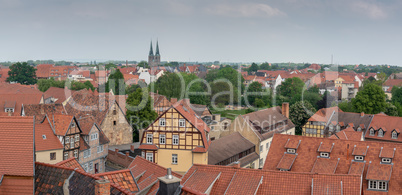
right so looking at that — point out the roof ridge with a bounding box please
[94,168,131,176]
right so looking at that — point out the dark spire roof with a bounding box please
[149,40,154,56]
[155,40,160,56]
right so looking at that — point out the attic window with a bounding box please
[320,152,329,158]
[42,135,46,140]
[369,128,375,136]
[378,129,384,137]
[287,149,296,154]
[355,156,364,161]
[159,118,166,126]
[392,131,398,139]
[382,158,392,164]
[71,123,76,128]
[357,127,362,131]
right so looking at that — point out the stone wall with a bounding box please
[101,102,133,145]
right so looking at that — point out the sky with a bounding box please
[0,0,401,65]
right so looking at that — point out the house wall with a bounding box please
[302,122,326,138]
[209,118,231,140]
[36,149,63,164]
[79,125,108,174]
[101,102,132,145]
[155,149,207,173]
[259,128,294,168]
[223,116,261,155]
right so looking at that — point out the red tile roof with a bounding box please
[138,144,158,150]
[43,87,75,103]
[366,163,393,181]
[0,68,10,82]
[329,127,362,141]
[0,83,43,115]
[264,134,402,194]
[365,114,402,143]
[276,153,297,170]
[181,164,361,195]
[383,79,402,87]
[23,103,65,121]
[0,116,34,176]
[95,169,139,192]
[35,116,63,151]
[53,114,75,136]
[36,64,54,78]
[55,157,85,172]
[311,157,339,174]
[308,106,342,122]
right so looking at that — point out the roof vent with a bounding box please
[42,135,46,140]
[166,168,173,179]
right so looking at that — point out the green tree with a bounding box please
[289,101,316,135]
[7,62,37,84]
[254,98,265,108]
[105,69,125,95]
[385,103,398,116]
[352,83,387,114]
[248,63,259,73]
[338,101,355,112]
[138,61,148,68]
[391,86,402,105]
[244,81,270,107]
[126,88,158,142]
[83,81,95,91]
[260,62,271,70]
[37,78,66,92]
[154,73,183,99]
[303,92,322,110]
[317,91,336,109]
[105,63,117,70]
[277,77,305,105]
[126,84,142,95]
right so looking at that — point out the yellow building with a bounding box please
[334,77,345,87]
[35,116,64,164]
[139,99,210,174]
[302,107,342,138]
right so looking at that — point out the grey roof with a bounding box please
[190,104,210,117]
[208,132,255,165]
[327,112,373,133]
[198,65,207,72]
[255,72,266,77]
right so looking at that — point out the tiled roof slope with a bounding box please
[52,114,75,136]
[0,116,34,176]
[43,87,76,103]
[264,134,402,194]
[35,162,130,195]
[365,114,402,143]
[77,116,109,145]
[35,116,63,151]
[208,132,255,165]
[55,157,85,172]
[36,64,54,78]
[0,83,43,115]
[95,169,139,192]
[308,106,342,122]
[383,79,402,87]
[23,103,65,121]
[128,157,182,194]
[329,127,363,141]
[240,106,295,140]
[180,164,361,195]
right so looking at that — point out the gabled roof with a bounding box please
[365,114,402,143]
[0,83,43,115]
[189,104,211,117]
[35,116,63,151]
[128,157,181,194]
[383,79,402,87]
[329,127,362,141]
[0,116,34,177]
[55,157,85,172]
[43,87,76,103]
[308,106,342,122]
[264,134,402,194]
[327,112,373,133]
[23,103,65,121]
[36,64,54,78]
[95,169,139,192]
[180,164,361,195]
[52,114,75,136]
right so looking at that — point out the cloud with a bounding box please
[351,1,387,19]
[206,3,286,18]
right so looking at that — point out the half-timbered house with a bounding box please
[52,115,82,160]
[150,92,172,116]
[139,99,210,173]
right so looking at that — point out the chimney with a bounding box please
[170,98,177,105]
[115,148,119,153]
[130,145,135,152]
[95,179,110,195]
[125,151,130,156]
[282,102,289,118]
[158,168,181,195]
[361,112,364,117]
[232,161,240,168]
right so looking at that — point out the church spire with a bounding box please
[149,40,154,56]
[155,40,160,56]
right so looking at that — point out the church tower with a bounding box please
[154,40,161,66]
[148,41,154,66]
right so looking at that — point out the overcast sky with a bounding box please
[1,0,401,65]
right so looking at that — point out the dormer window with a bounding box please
[382,158,392,164]
[320,152,329,158]
[159,118,166,126]
[336,125,340,132]
[287,149,296,154]
[392,131,398,139]
[378,129,384,137]
[369,128,375,136]
[357,127,362,131]
[355,156,364,161]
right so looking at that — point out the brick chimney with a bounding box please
[125,151,130,156]
[282,102,289,118]
[232,161,240,168]
[158,168,181,195]
[170,98,177,105]
[95,179,110,195]
[130,145,135,152]
[115,148,119,153]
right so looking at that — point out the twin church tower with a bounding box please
[148,40,161,67]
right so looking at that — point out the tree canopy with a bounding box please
[276,77,305,105]
[352,83,387,114]
[7,62,37,84]
[105,69,125,95]
[289,101,316,135]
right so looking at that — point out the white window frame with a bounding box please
[172,135,179,145]
[378,130,384,137]
[287,149,296,154]
[266,142,270,149]
[354,156,364,161]
[146,153,153,162]
[368,180,387,191]
[159,118,166,126]
[259,145,263,152]
[97,145,104,153]
[259,158,263,168]
[382,158,392,163]
[357,127,362,131]
[141,151,145,158]
[147,134,153,144]
[75,134,79,142]
[179,119,186,127]
[159,134,166,144]
[74,150,78,158]
[89,162,93,171]
[65,137,70,143]
[64,152,68,159]
[84,163,88,172]
[172,154,178,164]
[320,152,329,158]
[369,128,375,136]
[70,138,74,148]
[391,131,398,139]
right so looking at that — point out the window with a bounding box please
[355,156,364,161]
[50,152,56,160]
[179,119,186,127]
[329,125,334,131]
[113,121,117,126]
[65,137,70,143]
[146,134,153,144]
[266,142,270,149]
[89,162,93,171]
[64,152,68,160]
[320,152,329,158]
[84,136,88,141]
[146,153,153,162]
[141,151,145,158]
[91,133,98,140]
[336,125,340,132]
[173,135,179,145]
[113,108,117,115]
[159,118,166,126]
[42,135,46,140]
[382,158,392,163]
[306,128,317,134]
[369,128,375,136]
[259,145,263,152]
[357,127,362,131]
[75,134,79,142]
[368,180,387,191]
[70,139,74,148]
[159,107,163,112]
[74,150,78,158]
[259,158,263,168]
[287,149,296,154]
[71,122,75,128]
[84,163,88,172]
[172,154,178,164]
[378,130,384,137]
[97,145,104,153]
[159,134,166,144]
[392,131,398,139]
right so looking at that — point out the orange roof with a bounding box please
[308,63,321,70]
[264,134,402,194]
[329,127,362,141]
[0,68,10,82]
[44,87,75,103]
[383,79,402,87]
[95,70,109,78]
[53,115,75,136]
[35,117,63,151]
[118,67,137,74]
[36,64,54,78]
[308,106,343,122]
[0,116,34,176]
[181,164,361,195]
[55,157,85,172]
[365,114,402,143]
[95,169,139,192]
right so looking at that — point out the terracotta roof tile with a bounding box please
[138,144,158,150]
[379,147,396,158]
[53,114,75,136]
[348,161,365,175]
[55,157,85,172]
[352,145,369,156]
[311,157,339,174]
[276,153,297,170]
[182,170,220,193]
[23,103,65,121]
[35,116,63,151]
[308,106,342,122]
[365,115,402,143]
[366,163,393,181]
[43,87,75,103]
[95,169,139,192]
[284,139,300,149]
